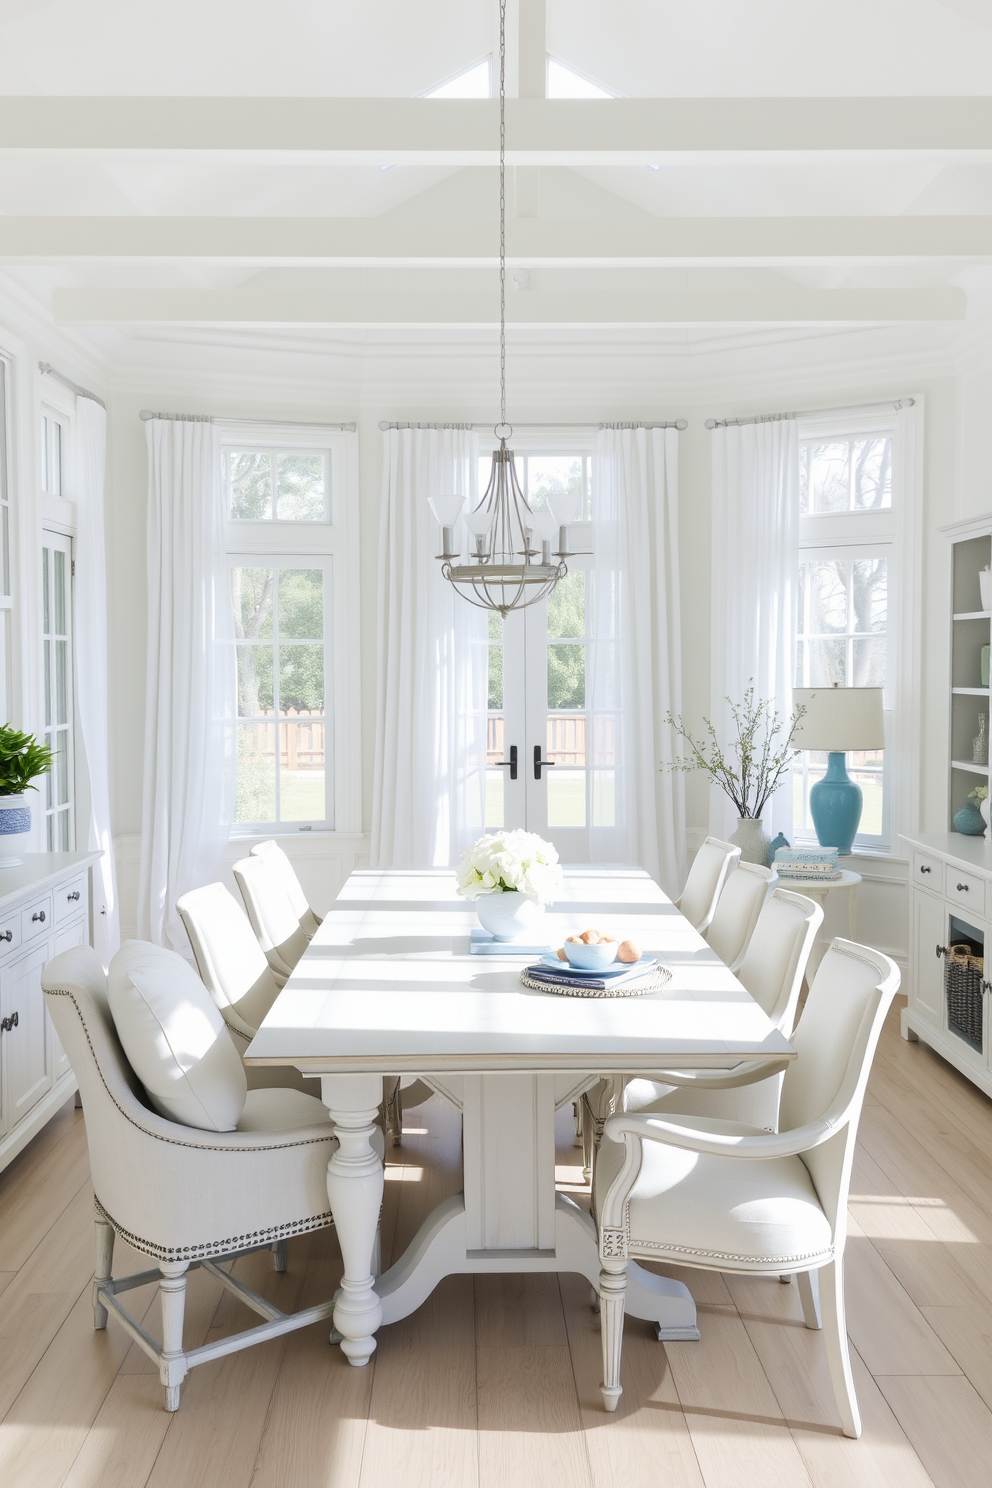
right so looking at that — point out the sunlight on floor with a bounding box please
[384,1165,424,1182]
[849,1192,979,1241]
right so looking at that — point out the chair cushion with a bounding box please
[236,1087,331,1132]
[107,941,248,1132]
[595,1115,833,1271]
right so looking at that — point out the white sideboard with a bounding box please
[0,851,100,1174]
[901,830,992,1098]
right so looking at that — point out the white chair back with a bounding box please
[250,840,322,938]
[233,855,309,986]
[176,883,281,1038]
[736,886,822,1033]
[705,860,776,969]
[677,836,740,933]
[780,938,900,1232]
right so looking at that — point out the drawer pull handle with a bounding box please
[67,891,80,902]
[0,930,11,942]
[31,910,46,922]
[0,1010,18,1033]
[937,944,948,959]
[920,864,931,873]
[957,883,970,892]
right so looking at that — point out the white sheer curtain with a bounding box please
[73,396,120,967]
[372,426,488,868]
[709,419,800,841]
[589,426,685,897]
[137,418,235,952]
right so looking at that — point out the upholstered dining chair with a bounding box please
[675,836,741,934]
[594,938,900,1437]
[233,853,309,987]
[250,839,322,939]
[620,887,823,1131]
[705,859,777,972]
[40,943,348,1412]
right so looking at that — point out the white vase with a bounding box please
[0,793,31,866]
[729,816,772,867]
[475,890,544,942]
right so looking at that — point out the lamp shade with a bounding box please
[792,686,885,752]
[428,494,465,529]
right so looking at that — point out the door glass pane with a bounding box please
[548,644,585,708]
[56,734,69,804]
[527,457,585,519]
[279,719,325,821]
[228,453,272,519]
[277,454,326,521]
[44,640,51,727]
[42,548,50,631]
[58,808,69,851]
[547,769,586,828]
[547,570,585,638]
[236,721,277,823]
[55,640,68,724]
[278,567,323,638]
[54,550,66,632]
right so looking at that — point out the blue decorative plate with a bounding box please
[538,953,657,978]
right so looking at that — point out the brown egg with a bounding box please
[557,947,568,961]
[580,928,601,944]
[617,940,642,963]
[566,934,581,944]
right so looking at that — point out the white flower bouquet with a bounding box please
[456,830,562,904]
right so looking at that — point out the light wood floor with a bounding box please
[3,994,992,1488]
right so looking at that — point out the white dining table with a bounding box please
[245,865,795,1366]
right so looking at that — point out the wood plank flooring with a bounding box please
[3,993,992,1487]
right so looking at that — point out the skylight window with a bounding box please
[426,58,491,99]
[546,58,614,99]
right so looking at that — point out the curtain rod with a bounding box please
[39,361,105,410]
[705,397,914,430]
[379,419,688,431]
[139,411,357,430]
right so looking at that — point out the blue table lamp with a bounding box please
[792,686,885,856]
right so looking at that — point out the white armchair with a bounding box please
[675,836,741,934]
[622,886,822,1130]
[41,944,344,1412]
[594,938,900,1436]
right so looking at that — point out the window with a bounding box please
[42,534,75,850]
[223,425,359,835]
[41,410,65,497]
[794,424,896,849]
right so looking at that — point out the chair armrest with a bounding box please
[604,1110,839,1160]
[636,1058,791,1093]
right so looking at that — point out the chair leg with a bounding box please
[159,1260,190,1412]
[797,1269,821,1330]
[818,1258,861,1439]
[599,1262,627,1412]
[272,1239,288,1272]
[93,1206,115,1330]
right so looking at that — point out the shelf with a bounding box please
[954,612,992,621]
[953,687,991,696]
[952,759,990,775]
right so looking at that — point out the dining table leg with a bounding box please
[321,1072,384,1366]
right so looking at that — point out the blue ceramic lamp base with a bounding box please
[809,752,862,856]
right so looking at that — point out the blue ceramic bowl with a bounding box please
[564,937,618,970]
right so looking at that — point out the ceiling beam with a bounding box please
[51,285,966,324]
[5,217,992,262]
[3,97,992,156]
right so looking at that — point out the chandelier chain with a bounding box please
[499,0,506,433]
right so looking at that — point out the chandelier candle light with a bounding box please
[427,0,571,616]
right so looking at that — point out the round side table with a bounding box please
[774,869,862,981]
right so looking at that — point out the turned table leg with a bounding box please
[321,1073,384,1367]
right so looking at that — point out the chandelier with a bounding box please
[428,0,571,616]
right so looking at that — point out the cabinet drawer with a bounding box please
[944,866,987,918]
[54,874,87,925]
[0,912,20,960]
[20,894,52,944]
[913,851,942,890]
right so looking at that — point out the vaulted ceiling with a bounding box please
[2,0,992,364]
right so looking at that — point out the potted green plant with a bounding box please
[0,725,55,865]
[663,685,806,864]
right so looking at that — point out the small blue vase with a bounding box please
[953,802,986,837]
[809,752,862,855]
[767,831,789,867]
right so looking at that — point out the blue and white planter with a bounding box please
[0,793,32,865]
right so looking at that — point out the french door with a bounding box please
[41,532,75,851]
[485,554,610,863]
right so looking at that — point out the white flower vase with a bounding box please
[729,816,772,866]
[0,793,32,867]
[475,890,544,942]
[982,796,991,835]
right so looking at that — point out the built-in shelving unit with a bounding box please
[950,531,992,822]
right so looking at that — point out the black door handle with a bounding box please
[534,745,557,780]
[0,1011,18,1033]
[494,744,517,781]
[32,910,46,923]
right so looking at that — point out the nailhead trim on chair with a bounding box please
[629,1236,835,1266]
[94,1197,334,1263]
[45,985,333,1155]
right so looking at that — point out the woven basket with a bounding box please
[944,943,985,1051]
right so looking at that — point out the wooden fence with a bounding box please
[241,710,325,771]
[487,714,614,768]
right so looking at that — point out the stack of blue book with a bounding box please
[525,957,656,994]
[773,846,841,881]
